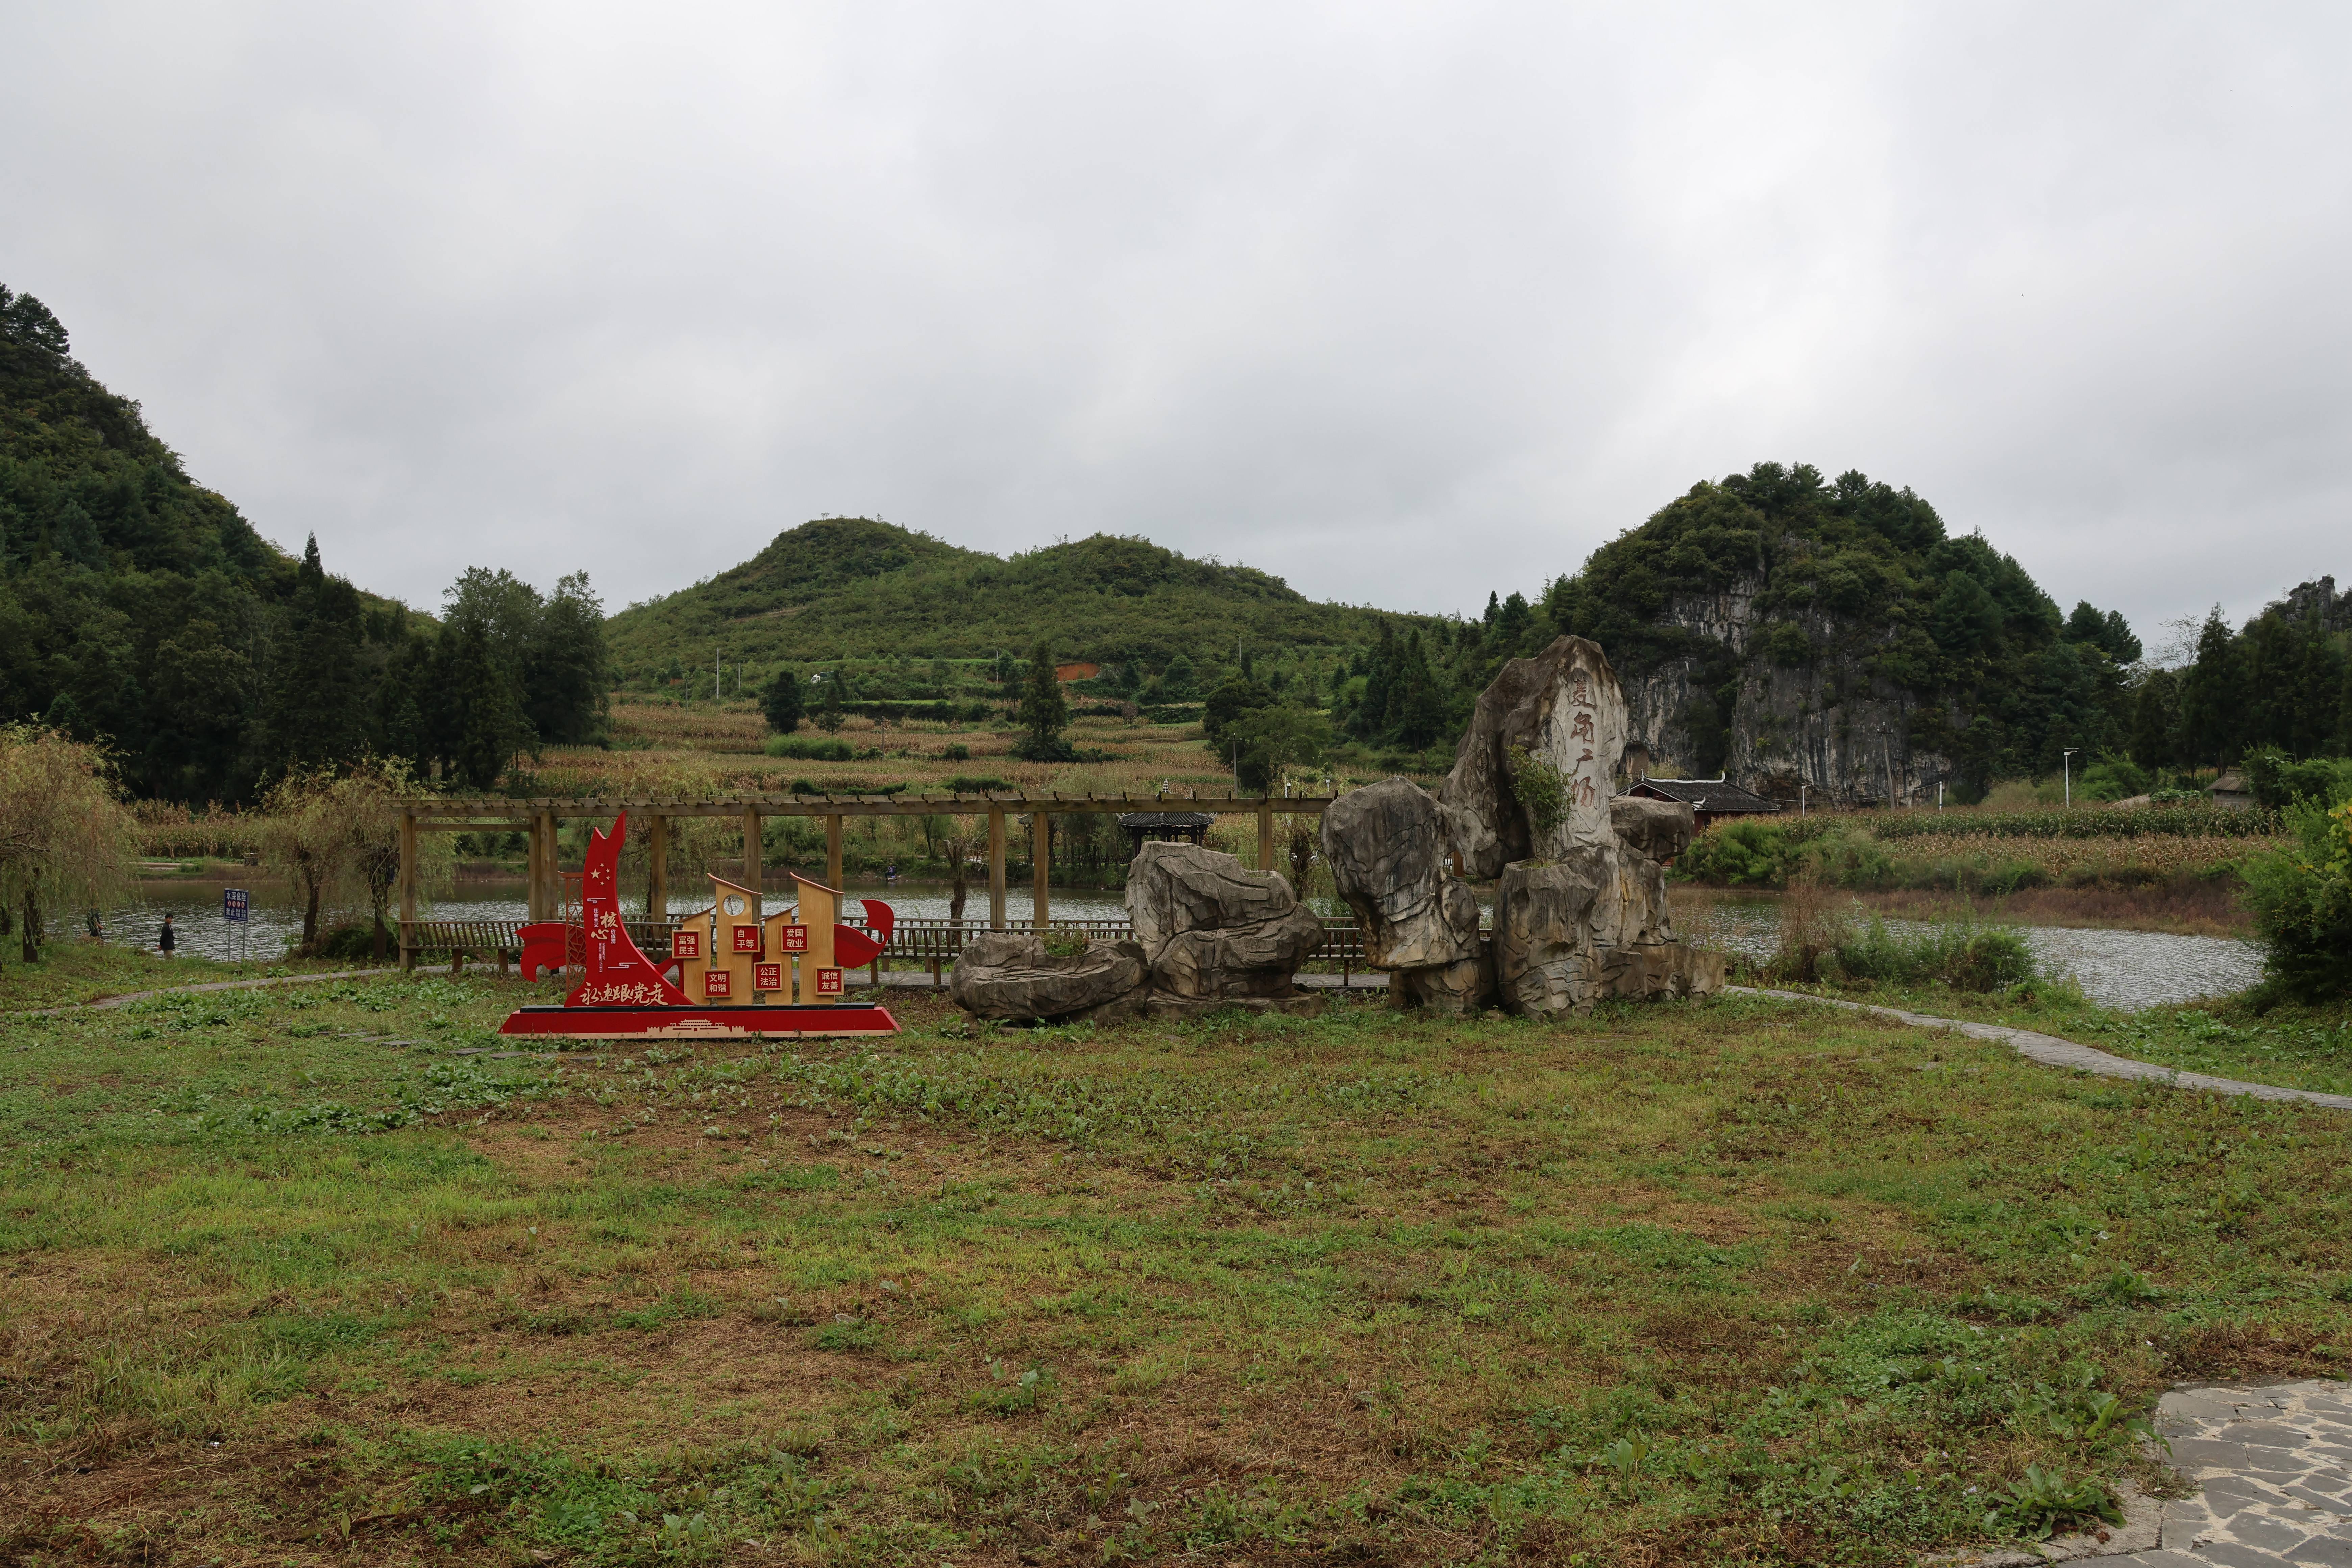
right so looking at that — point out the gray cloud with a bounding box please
[4,1,2346,642]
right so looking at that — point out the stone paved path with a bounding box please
[1955,1381,2352,1566]
[1730,987,2352,1111]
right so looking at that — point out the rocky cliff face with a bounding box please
[1617,574,1958,807]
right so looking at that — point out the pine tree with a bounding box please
[762,667,804,734]
[1014,641,1073,761]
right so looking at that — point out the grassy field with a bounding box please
[7,976,2352,1565]
[1735,976,2352,1101]
[0,940,372,1011]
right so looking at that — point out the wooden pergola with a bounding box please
[396,791,1338,971]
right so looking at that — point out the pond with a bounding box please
[1679,898,2265,1011]
[95,877,1138,963]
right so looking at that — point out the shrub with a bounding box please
[1504,744,1569,849]
[766,736,854,762]
[1678,820,1795,886]
[946,775,1013,794]
[2240,797,2352,1004]
[2078,758,2148,801]
[2244,749,2352,812]
[1832,917,2039,991]
[942,743,971,761]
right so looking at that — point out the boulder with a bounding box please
[1319,778,1481,970]
[1438,635,1630,878]
[1393,942,1495,1015]
[1610,795,1696,863]
[948,933,1148,1023]
[1492,854,1609,1014]
[1594,942,1725,1001]
[1125,840,1323,1004]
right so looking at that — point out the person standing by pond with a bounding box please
[157,913,176,958]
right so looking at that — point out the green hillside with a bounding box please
[606,520,1421,687]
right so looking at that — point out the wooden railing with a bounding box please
[398,914,1373,985]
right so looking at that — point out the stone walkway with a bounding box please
[1730,987,2352,1112]
[7,968,379,1018]
[1950,1381,2352,1566]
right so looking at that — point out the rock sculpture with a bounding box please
[947,841,1322,1022]
[948,932,1149,1024]
[1124,841,1324,1017]
[1325,634,1724,1015]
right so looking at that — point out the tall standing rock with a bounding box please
[1438,635,1630,878]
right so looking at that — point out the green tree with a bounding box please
[1013,642,1074,761]
[815,671,845,734]
[762,667,804,734]
[2176,608,2241,766]
[2127,669,2180,771]
[1230,704,1334,792]
[524,571,609,745]
[1202,672,1275,753]
[435,622,528,790]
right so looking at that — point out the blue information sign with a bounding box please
[223,888,250,924]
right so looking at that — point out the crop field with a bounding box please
[6,975,2351,1565]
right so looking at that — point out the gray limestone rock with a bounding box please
[1319,778,1482,970]
[1124,839,1323,1004]
[1492,854,1609,1015]
[1438,635,1630,878]
[948,933,1148,1023]
[1610,794,1696,863]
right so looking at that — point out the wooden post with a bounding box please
[742,807,762,916]
[826,815,844,893]
[397,810,418,971]
[987,807,1006,930]
[542,812,562,920]
[526,812,546,921]
[1032,811,1050,928]
[646,815,668,922]
[1258,799,1274,874]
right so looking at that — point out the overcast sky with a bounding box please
[4,2,2347,650]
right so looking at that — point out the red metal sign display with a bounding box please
[500,812,897,1041]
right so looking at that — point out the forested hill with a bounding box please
[1532,463,2144,799]
[0,285,610,804]
[604,519,1416,681]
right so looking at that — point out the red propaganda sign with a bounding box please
[731,925,762,955]
[754,963,782,992]
[703,969,732,999]
[780,925,809,952]
[815,966,843,997]
[673,929,702,959]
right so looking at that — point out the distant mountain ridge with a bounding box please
[605,518,1420,682]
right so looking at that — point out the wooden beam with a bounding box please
[826,815,844,891]
[1032,811,1050,927]
[987,807,1006,930]
[646,815,668,922]
[397,810,418,972]
[1258,798,1274,874]
[402,792,1339,820]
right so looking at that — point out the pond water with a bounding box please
[1679,899,2265,1011]
[98,880,2266,1012]
[95,878,1138,963]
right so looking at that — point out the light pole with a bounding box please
[2062,748,2077,808]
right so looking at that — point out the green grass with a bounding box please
[1741,972,2352,1099]
[0,938,375,1011]
[5,975,2351,1565]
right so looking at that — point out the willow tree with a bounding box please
[0,725,140,965]
[257,759,443,958]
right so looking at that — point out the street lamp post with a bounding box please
[2062,748,2077,808]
